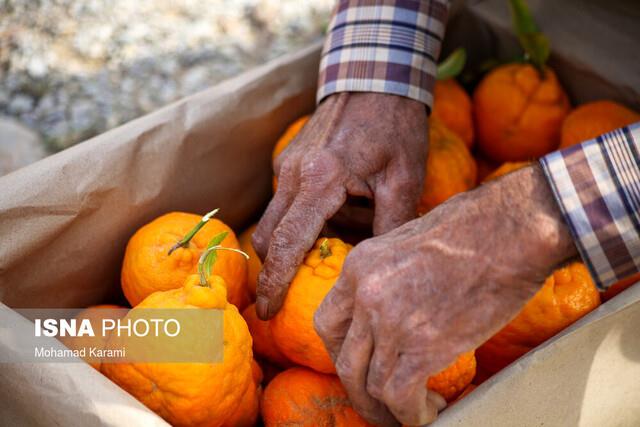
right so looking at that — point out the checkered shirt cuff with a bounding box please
[540,122,640,290]
[317,0,449,110]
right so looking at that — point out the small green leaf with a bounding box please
[509,0,539,33]
[508,0,550,72]
[436,48,467,80]
[203,231,229,277]
[197,242,250,287]
[207,231,229,249]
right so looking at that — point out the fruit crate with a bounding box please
[0,0,639,425]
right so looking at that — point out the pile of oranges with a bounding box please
[62,32,640,427]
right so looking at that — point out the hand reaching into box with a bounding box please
[252,92,428,321]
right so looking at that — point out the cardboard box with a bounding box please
[0,1,638,425]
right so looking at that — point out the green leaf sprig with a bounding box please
[436,48,467,80]
[197,232,249,287]
[509,0,550,74]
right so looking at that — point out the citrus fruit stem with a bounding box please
[168,208,219,255]
[319,239,332,259]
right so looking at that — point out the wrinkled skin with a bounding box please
[252,92,428,320]
[314,165,577,426]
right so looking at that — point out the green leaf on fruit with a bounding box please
[437,48,467,80]
[203,231,229,277]
[509,0,550,72]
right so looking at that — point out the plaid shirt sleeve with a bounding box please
[317,0,449,110]
[540,122,640,290]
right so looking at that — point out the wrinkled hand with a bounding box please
[314,165,577,426]
[253,92,428,320]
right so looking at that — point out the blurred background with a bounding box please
[0,0,333,175]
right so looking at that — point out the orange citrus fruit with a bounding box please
[560,100,640,148]
[121,211,249,310]
[427,351,476,402]
[242,302,293,368]
[474,64,571,162]
[261,367,374,427]
[418,118,477,214]
[102,274,254,427]
[270,238,351,374]
[476,262,600,374]
[432,79,474,148]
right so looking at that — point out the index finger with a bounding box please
[256,185,346,319]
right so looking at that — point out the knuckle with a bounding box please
[276,158,297,184]
[355,279,383,309]
[251,233,268,261]
[300,152,341,186]
[343,248,366,273]
[312,309,329,336]
[335,358,355,384]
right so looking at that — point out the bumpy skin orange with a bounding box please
[270,238,352,374]
[239,224,261,299]
[102,275,254,427]
[121,212,249,310]
[559,100,640,148]
[426,351,476,402]
[261,367,374,427]
[61,304,126,370]
[477,262,600,374]
[242,303,292,368]
[432,79,474,148]
[474,64,571,162]
[223,359,263,427]
[418,119,477,214]
[272,115,310,192]
[483,161,531,182]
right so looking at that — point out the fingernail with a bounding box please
[256,296,270,320]
[431,392,447,411]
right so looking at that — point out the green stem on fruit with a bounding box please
[508,0,550,76]
[319,239,332,259]
[436,48,467,80]
[168,208,219,256]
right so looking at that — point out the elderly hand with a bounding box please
[314,165,577,426]
[252,92,428,320]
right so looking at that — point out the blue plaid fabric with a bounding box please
[541,122,640,290]
[317,0,449,109]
